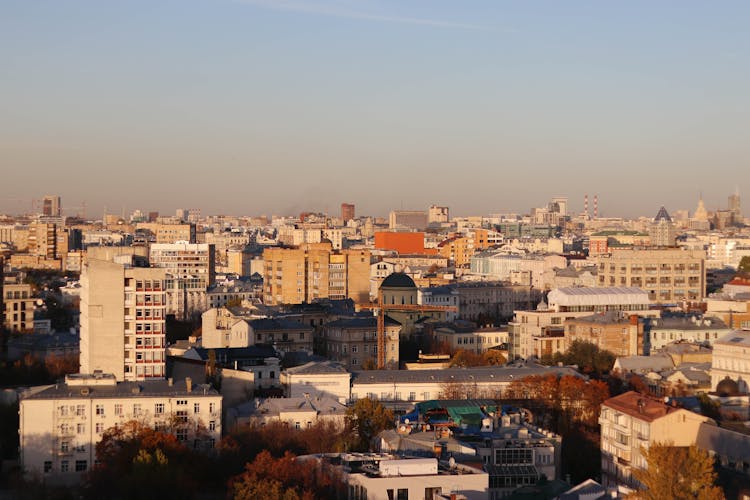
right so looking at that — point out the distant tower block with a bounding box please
[341,203,355,223]
[594,195,599,219]
[42,195,61,217]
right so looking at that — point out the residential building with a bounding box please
[149,241,216,319]
[428,205,449,224]
[321,316,401,369]
[418,286,460,322]
[262,243,370,305]
[3,283,36,332]
[454,282,540,324]
[79,258,167,381]
[710,329,750,394]
[19,373,221,483]
[374,232,432,255]
[564,312,644,357]
[595,248,706,302]
[649,206,677,247]
[341,203,355,223]
[42,195,61,217]
[135,222,196,244]
[646,315,730,351]
[230,394,347,430]
[599,391,712,491]
[432,323,509,354]
[281,360,352,403]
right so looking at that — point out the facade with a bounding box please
[433,325,509,354]
[149,242,216,319]
[428,205,449,224]
[79,258,167,381]
[341,203,355,223]
[565,312,644,357]
[19,373,221,483]
[374,232,429,255]
[454,282,540,323]
[648,206,677,247]
[3,283,36,332]
[710,329,750,394]
[599,391,711,491]
[135,222,196,244]
[320,317,401,369]
[235,395,347,429]
[647,316,730,351]
[281,360,352,403]
[262,243,370,305]
[42,195,61,217]
[418,286,460,322]
[388,210,428,230]
[595,248,706,302]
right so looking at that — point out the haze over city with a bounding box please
[2,1,749,217]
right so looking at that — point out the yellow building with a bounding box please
[596,248,705,302]
[3,283,36,332]
[263,244,370,305]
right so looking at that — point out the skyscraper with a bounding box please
[341,203,355,223]
[42,195,61,217]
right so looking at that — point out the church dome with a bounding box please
[716,376,741,397]
[381,272,416,289]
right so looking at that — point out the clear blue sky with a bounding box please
[1,1,748,218]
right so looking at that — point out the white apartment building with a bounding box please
[647,316,731,351]
[710,329,750,393]
[599,391,711,491]
[149,241,215,319]
[80,258,167,381]
[19,373,221,484]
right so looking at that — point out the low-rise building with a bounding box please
[711,329,750,394]
[599,391,712,491]
[3,282,36,332]
[228,394,347,430]
[565,312,644,357]
[19,373,221,484]
[646,315,730,351]
[320,316,401,369]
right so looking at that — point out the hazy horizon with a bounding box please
[2,1,748,219]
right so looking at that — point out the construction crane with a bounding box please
[360,289,457,369]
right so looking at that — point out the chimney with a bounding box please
[168,377,173,387]
[186,377,193,393]
[630,315,638,326]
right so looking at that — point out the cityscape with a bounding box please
[3,1,750,500]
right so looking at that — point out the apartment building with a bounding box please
[135,222,196,244]
[433,324,509,354]
[320,317,401,369]
[564,312,644,357]
[599,391,711,491]
[149,242,215,319]
[19,373,221,483]
[262,243,370,305]
[3,283,36,332]
[388,210,428,230]
[647,316,731,351]
[596,248,706,302]
[454,282,541,324]
[710,329,750,394]
[79,258,167,381]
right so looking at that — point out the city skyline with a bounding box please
[2,1,749,217]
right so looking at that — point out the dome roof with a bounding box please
[716,376,741,397]
[380,272,416,289]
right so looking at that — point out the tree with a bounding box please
[482,349,507,366]
[630,443,724,500]
[738,256,750,275]
[449,349,485,367]
[345,398,394,451]
[361,358,377,370]
[564,340,616,375]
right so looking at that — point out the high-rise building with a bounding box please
[42,195,61,217]
[341,203,355,223]
[79,258,167,381]
[388,210,428,231]
[428,205,449,224]
[149,242,215,319]
[649,206,677,247]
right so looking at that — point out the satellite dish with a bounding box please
[404,418,410,424]
[36,299,44,307]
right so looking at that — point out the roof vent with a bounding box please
[80,387,90,396]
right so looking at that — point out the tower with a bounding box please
[341,203,355,223]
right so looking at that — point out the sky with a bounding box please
[1,1,749,219]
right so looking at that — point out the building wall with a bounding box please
[374,232,426,254]
[3,283,36,332]
[596,248,706,302]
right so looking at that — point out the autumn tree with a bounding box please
[483,349,507,366]
[345,398,394,451]
[449,349,485,367]
[738,256,750,275]
[630,443,724,500]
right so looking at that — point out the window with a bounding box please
[77,423,85,434]
[61,460,69,473]
[75,460,87,472]
[397,489,408,500]
[155,403,164,415]
[75,443,86,453]
[176,410,188,423]
[76,404,85,417]
[44,461,52,473]
[209,402,216,414]
[194,403,200,414]
[96,423,105,434]
[61,441,70,453]
[209,421,216,431]
[177,399,187,406]
[176,429,188,442]
[133,404,142,416]
[114,404,123,416]
[95,404,104,416]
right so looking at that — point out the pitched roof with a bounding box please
[654,206,672,222]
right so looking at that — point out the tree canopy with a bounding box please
[345,398,394,451]
[631,443,724,500]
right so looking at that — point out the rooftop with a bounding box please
[22,377,219,400]
[602,391,682,422]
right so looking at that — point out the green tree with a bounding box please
[345,398,394,451]
[630,443,724,500]
[564,340,616,375]
[738,256,750,275]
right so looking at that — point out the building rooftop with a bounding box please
[715,329,750,347]
[21,377,219,400]
[284,360,349,375]
[381,272,417,289]
[602,391,682,423]
[352,364,582,385]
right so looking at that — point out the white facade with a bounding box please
[19,374,221,484]
[711,329,750,393]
